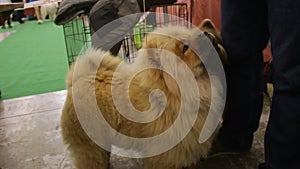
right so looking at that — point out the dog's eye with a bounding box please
[196,63,204,68]
[183,44,189,53]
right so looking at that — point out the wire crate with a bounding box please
[149,2,190,27]
[63,15,91,66]
[120,3,191,62]
[62,2,191,65]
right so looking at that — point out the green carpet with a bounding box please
[0,20,69,100]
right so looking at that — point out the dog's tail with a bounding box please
[66,48,121,88]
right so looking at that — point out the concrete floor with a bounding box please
[0,90,271,169]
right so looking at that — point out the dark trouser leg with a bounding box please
[11,0,24,23]
[7,16,11,27]
[16,10,24,23]
[263,1,300,168]
[218,0,269,150]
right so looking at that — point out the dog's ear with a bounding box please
[144,35,159,63]
[199,19,228,65]
[199,18,217,29]
[199,19,222,44]
[142,33,177,66]
[199,18,216,30]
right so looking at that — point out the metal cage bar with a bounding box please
[62,2,192,65]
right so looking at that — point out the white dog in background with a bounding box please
[40,2,58,21]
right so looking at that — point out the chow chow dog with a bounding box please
[61,19,227,169]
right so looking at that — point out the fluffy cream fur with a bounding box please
[40,2,58,21]
[61,20,226,169]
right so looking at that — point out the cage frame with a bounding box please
[62,2,193,66]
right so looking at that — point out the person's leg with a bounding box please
[40,5,47,21]
[260,1,300,169]
[11,0,25,23]
[1,11,13,28]
[15,10,25,24]
[216,0,269,152]
[34,6,43,24]
[7,15,12,28]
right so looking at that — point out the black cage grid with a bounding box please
[63,15,91,66]
[62,2,191,65]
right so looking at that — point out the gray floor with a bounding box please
[0,90,271,169]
